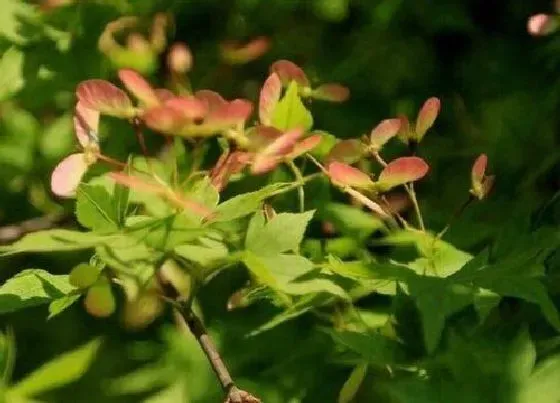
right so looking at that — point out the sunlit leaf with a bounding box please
[8,339,102,398]
[518,354,560,403]
[69,263,101,289]
[0,47,24,102]
[174,239,229,268]
[48,294,81,320]
[271,81,313,131]
[319,203,385,240]
[0,0,37,44]
[0,269,75,314]
[212,182,293,222]
[76,184,120,232]
[0,230,113,255]
[246,210,315,255]
[338,363,368,403]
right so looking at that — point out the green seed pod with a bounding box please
[84,280,116,318]
[69,264,101,289]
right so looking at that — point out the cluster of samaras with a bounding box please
[51,59,492,220]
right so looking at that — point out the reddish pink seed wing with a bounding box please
[194,90,227,112]
[471,154,488,185]
[262,127,304,157]
[51,153,89,197]
[164,96,208,120]
[259,72,282,126]
[288,134,322,159]
[415,97,441,140]
[270,60,309,87]
[142,106,186,135]
[327,161,374,189]
[528,14,559,36]
[251,154,282,175]
[205,99,253,127]
[311,83,350,102]
[118,69,159,107]
[74,102,100,148]
[167,42,193,73]
[76,79,135,118]
[370,118,401,150]
[221,36,270,64]
[377,156,429,190]
[154,88,175,103]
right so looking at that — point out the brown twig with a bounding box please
[0,213,67,244]
[173,307,260,403]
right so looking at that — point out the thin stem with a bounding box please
[132,119,157,177]
[267,173,322,198]
[164,137,179,188]
[406,183,425,231]
[173,307,247,403]
[437,196,474,239]
[381,195,409,228]
[2,327,15,384]
[133,118,150,157]
[373,152,388,168]
[306,154,328,174]
[97,154,127,169]
[287,160,305,212]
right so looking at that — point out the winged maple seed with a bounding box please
[51,102,100,197]
[76,69,254,138]
[528,13,560,36]
[209,126,321,190]
[220,36,270,65]
[397,97,441,144]
[143,91,253,138]
[270,59,350,102]
[325,156,429,192]
[470,153,495,200]
[167,42,193,74]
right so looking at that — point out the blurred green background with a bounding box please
[1,0,559,402]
